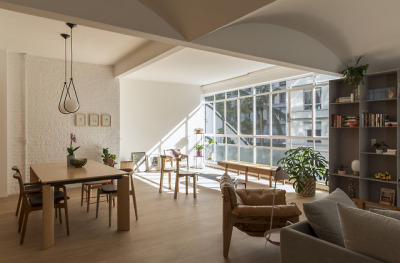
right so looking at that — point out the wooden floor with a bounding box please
[0,168,327,263]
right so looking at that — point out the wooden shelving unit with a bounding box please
[329,70,399,207]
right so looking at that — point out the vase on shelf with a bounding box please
[67,154,75,167]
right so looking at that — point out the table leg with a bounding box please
[225,166,228,173]
[245,170,248,182]
[117,175,130,231]
[30,167,39,183]
[269,173,272,188]
[42,184,54,249]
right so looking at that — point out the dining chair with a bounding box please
[12,166,42,217]
[173,157,198,199]
[159,155,176,193]
[164,149,189,170]
[13,171,70,244]
[81,179,112,212]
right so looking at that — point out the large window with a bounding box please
[204,74,333,166]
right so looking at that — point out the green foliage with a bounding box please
[195,144,204,152]
[67,146,80,155]
[206,139,217,148]
[339,56,369,86]
[277,147,329,194]
[373,141,388,150]
[101,148,117,166]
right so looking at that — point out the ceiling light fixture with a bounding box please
[58,22,80,114]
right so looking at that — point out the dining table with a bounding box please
[30,160,130,249]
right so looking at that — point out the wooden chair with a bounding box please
[12,166,42,217]
[81,179,112,212]
[159,155,177,193]
[164,149,189,170]
[173,157,198,199]
[13,171,70,244]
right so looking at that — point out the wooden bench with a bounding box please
[217,160,284,187]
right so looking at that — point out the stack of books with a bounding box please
[361,112,389,127]
[342,115,359,127]
[336,96,352,103]
[384,149,397,155]
[385,121,398,127]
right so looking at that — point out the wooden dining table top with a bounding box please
[30,160,127,185]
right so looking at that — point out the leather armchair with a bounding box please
[220,173,301,257]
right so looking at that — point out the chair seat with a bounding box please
[179,170,198,176]
[24,184,42,191]
[101,184,118,193]
[29,191,68,207]
[163,167,177,172]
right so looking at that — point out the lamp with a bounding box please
[265,167,290,246]
[58,22,80,114]
[351,160,360,175]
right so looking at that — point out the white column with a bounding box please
[0,50,8,197]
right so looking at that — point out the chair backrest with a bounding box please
[219,173,242,209]
[12,170,31,208]
[164,149,181,158]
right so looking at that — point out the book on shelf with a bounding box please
[331,114,359,127]
[367,87,397,100]
[361,112,391,127]
[383,149,397,155]
[385,122,398,127]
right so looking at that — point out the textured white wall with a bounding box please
[5,53,120,195]
[120,79,203,162]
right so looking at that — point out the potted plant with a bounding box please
[373,141,388,154]
[206,139,217,160]
[277,147,329,197]
[194,128,204,134]
[67,133,80,167]
[101,148,117,167]
[195,144,204,157]
[337,165,346,175]
[217,128,224,134]
[339,56,369,86]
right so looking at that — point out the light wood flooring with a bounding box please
[0,168,327,263]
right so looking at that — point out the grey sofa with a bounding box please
[280,220,383,263]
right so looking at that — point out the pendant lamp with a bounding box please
[58,22,80,114]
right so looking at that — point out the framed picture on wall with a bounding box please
[88,114,99,127]
[380,187,395,206]
[101,114,111,127]
[75,113,86,126]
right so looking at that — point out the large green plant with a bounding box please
[339,56,369,86]
[277,147,329,194]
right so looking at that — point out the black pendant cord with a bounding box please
[58,33,70,114]
[65,23,80,113]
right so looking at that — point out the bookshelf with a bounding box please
[329,70,399,207]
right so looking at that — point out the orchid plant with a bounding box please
[67,133,80,156]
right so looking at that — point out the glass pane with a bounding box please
[316,86,329,137]
[240,97,253,135]
[227,145,238,161]
[256,148,270,165]
[272,139,289,148]
[240,147,253,163]
[226,100,238,134]
[205,136,214,158]
[292,76,313,87]
[205,103,214,134]
[227,90,238,98]
[215,92,225,100]
[215,102,224,134]
[205,95,214,102]
[239,87,253,96]
[256,138,270,147]
[256,95,269,135]
[290,89,312,137]
[255,84,270,94]
[272,92,287,135]
[315,139,329,151]
[315,74,337,84]
[292,139,313,149]
[215,137,225,161]
[240,137,253,146]
[227,137,238,145]
[271,81,287,91]
[272,149,286,166]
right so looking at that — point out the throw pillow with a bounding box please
[337,203,400,263]
[371,209,400,220]
[303,188,356,247]
[169,149,180,157]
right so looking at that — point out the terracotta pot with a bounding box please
[103,157,115,167]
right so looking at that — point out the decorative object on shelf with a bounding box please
[75,113,86,126]
[217,128,224,134]
[101,114,111,127]
[89,113,99,126]
[339,56,369,86]
[206,139,217,160]
[101,148,117,167]
[380,187,395,206]
[58,23,80,114]
[131,152,146,172]
[277,147,329,197]
[347,180,356,198]
[70,158,87,168]
[338,165,346,175]
[351,160,360,175]
[195,144,204,157]
[194,128,204,134]
[67,133,80,167]
[374,171,392,181]
[373,141,388,154]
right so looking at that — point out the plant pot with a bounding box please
[338,170,346,175]
[103,157,115,167]
[376,149,383,154]
[67,154,75,167]
[296,178,316,197]
[208,152,213,160]
[196,151,202,157]
[195,130,203,134]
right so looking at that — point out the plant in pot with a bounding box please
[339,56,369,86]
[101,148,117,167]
[338,165,346,175]
[277,147,329,197]
[373,141,388,154]
[194,128,204,134]
[206,139,217,160]
[195,144,204,157]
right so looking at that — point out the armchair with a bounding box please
[219,173,301,257]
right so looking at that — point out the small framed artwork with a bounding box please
[75,113,86,126]
[88,114,99,127]
[380,187,396,206]
[101,114,111,127]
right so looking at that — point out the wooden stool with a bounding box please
[174,157,197,199]
[96,184,117,227]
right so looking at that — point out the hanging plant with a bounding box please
[339,56,369,86]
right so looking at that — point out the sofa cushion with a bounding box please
[303,188,356,247]
[236,189,286,206]
[370,209,400,220]
[232,202,301,217]
[337,203,400,263]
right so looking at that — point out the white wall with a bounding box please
[0,50,7,197]
[4,52,120,196]
[120,79,202,162]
